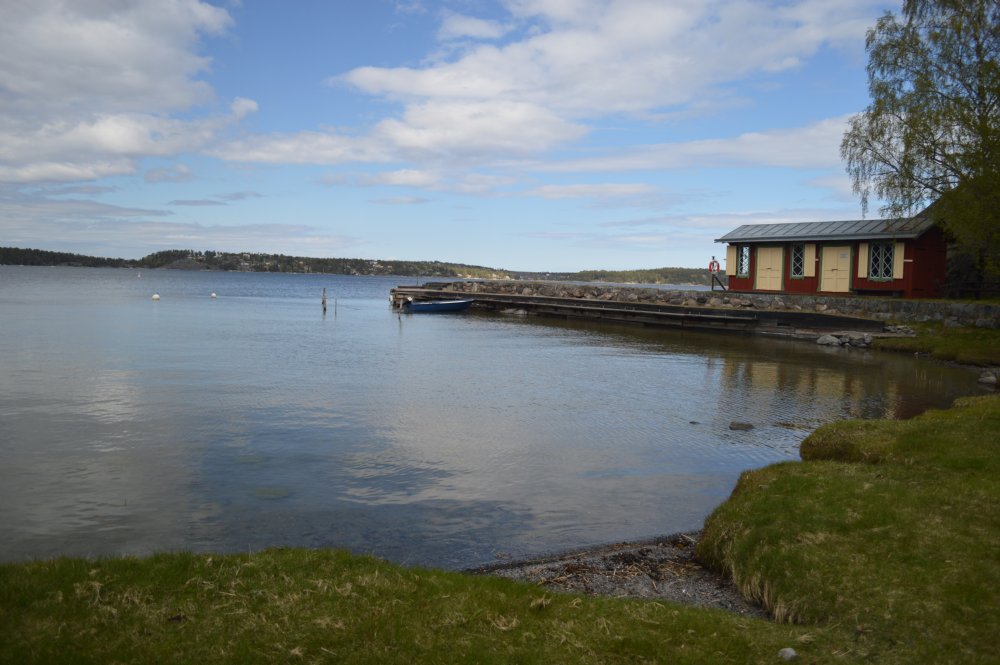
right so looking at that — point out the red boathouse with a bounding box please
[714,214,948,299]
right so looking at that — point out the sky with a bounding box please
[0,0,896,272]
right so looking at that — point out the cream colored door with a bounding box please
[820,246,852,292]
[755,247,783,291]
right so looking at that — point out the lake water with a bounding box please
[0,266,985,569]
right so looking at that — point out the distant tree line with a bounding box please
[0,247,511,279]
[1,246,713,285]
[517,267,714,285]
[0,246,134,268]
[138,250,513,278]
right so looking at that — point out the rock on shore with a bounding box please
[470,532,767,619]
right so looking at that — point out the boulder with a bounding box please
[729,422,754,431]
[816,334,842,346]
[846,333,872,347]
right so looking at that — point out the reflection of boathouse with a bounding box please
[715,212,947,298]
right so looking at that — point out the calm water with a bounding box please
[0,266,985,568]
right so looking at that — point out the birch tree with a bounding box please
[841,0,1000,282]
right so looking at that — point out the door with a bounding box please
[755,246,783,291]
[820,245,852,292]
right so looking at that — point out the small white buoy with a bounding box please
[211,292,217,298]
[151,293,160,300]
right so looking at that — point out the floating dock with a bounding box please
[390,283,885,336]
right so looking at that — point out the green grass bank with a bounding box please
[699,393,1000,663]
[873,320,1000,365]
[3,395,998,664]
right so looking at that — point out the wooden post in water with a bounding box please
[322,288,327,314]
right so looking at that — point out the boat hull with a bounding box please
[405,299,473,313]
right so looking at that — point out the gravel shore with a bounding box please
[469,531,768,619]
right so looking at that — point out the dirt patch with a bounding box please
[468,531,767,619]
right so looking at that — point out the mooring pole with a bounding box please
[322,288,327,314]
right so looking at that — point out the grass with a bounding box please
[3,396,998,663]
[1,549,804,664]
[698,394,1000,664]
[873,321,1000,365]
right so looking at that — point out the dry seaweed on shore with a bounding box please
[469,531,767,619]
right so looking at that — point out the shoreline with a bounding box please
[467,530,768,619]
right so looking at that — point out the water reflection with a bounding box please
[0,267,986,568]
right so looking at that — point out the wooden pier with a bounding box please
[390,284,885,335]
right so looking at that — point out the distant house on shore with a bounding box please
[714,211,948,299]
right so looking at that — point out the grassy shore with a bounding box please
[873,320,1000,365]
[3,395,998,663]
[699,393,999,663]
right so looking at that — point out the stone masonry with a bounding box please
[434,280,1000,329]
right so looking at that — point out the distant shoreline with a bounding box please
[1,246,714,286]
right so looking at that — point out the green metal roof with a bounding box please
[714,216,936,243]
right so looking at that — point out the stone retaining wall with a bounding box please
[434,281,1000,329]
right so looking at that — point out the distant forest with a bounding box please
[0,247,714,285]
[514,267,715,285]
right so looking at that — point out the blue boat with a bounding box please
[404,298,473,313]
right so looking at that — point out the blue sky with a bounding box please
[0,0,894,271]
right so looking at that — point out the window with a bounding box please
[736,245,750,277]
[790,243,805,278]
[869,242,894,281]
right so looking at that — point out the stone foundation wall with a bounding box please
[434,281,1000,329]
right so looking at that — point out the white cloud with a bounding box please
[518,202,869,263]
[145,164,194,183]
[806,173,858,202]
[370,196,431,205]
[0,0,230,115]
[213,130,389,165]
[525,183,656,199]
[43,184,118,196]
[344,0,881,118]
[232,0,878,193]
[394,1,428,16]
[600,207,866,233]
[195,0,886,214]
[219,191,263,201]
[374,100,586,159]
[539,116,853,172]
[0,0,238,184]
[168,199,225,206]
[448,172,517,194]
[0,102,253,183]
[229,97,259,119]
[166,191,263,206]
[0,159,138,184]
[502,0,608,26]
[438,11,510,41]
[360,169,442,187]
[0,186,361,257]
